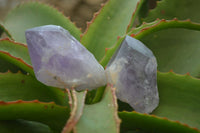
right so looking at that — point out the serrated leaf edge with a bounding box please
[130,18,200,39]
[100,18,200,67]
[126,0,145,33]
[120,110,200,132]
[0,24,13,39]
[0,99,66,108]
[0,38,27,48]
[0,38,33,75]
[80,1,108,40]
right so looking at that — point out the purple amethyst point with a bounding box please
[106,35,159,113]
[25,25,106,91]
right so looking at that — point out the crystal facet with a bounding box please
[106,35,159,113]
[25,25,106,91]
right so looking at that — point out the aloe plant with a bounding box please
[0,0,199,132]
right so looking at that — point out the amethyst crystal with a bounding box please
[106,35,159,113]
[25,25,106,91]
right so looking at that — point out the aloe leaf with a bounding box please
[0,38,34,75]
[75,85,121,133]
[131,20,200,76]
[4,2,82,43]
[100,19,169,67]
[131,19,200,39]
[143,0,200,23]
[153,71,200,129]
[81,0,141,61]
[126,0,146,33]
[0,39,30,65]
[101,19,200,77]
[98,19,200,114]
[118,71,200,132]
[141,29,200,76]
[0,71,68,106]
[119,111,199,133]
[0,100,70,133]
[0,120,52,133]
[62,90,87,133]
[0,24,12,39]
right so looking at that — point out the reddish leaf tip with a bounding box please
[94,12,99,18]
[142,22,147,25]
[117,36,121,40]
[186,72,191,76]
[193,128,199,131]
[86,21,92,25]
[0,50,33,69]
[186,18,191,22]
[156,18,160,21]
[81,0,107,39]
[80,34,83,38]
[105,48,110,52]
[151,114,156,117]
[173,17,178,21]
[0,101,6,104]
[130,34,135,37]
[163,117,168,120]
[0,38,10,41]
[100,3,105,7]
[161,19,166,22]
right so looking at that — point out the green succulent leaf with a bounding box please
[153,72,200,129]
[0,100,70,133]
[143,0,200,23]
[0,120,52,133]
[101,19,200,77]
[141,29,200,76]
[134,0,200,77]
[0,24,12,39]
[118,71,200,132]
[131,19,200,76]
[100,37,124,67]
[81,0,142,61]
[119,111,199,133]
[75,85,121,133]
[0,38,34,75]
[0,71,68,106]
[4,2,82,43]
[126,0,146,32]
[1,1,200,133]
[130,19,200,39]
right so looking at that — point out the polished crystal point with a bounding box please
[106,35,159,113]
[25,25,106,91]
